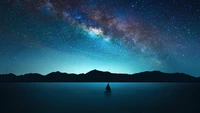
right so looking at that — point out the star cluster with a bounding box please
[0,0,200,76]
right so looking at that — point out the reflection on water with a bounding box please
[104,91,111,99]
[1,82,200,113]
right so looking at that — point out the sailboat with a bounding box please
[105,83,111,92]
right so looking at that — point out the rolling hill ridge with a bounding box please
[0,70,199,82]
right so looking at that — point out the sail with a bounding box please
[106,83,111,91]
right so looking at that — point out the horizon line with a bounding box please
[0,69,197,77]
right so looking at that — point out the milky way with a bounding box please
[41,0,166,58]
[0,0,200,76]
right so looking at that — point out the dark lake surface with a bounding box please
[1,82,200,113]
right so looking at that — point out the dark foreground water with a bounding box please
[1,82,200,113]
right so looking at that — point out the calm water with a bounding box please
[1,82,200,113]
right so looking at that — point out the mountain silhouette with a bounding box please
[0,70,199,82]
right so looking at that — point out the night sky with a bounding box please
[0,0,200,77]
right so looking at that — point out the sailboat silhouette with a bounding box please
[105,83,111,92]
